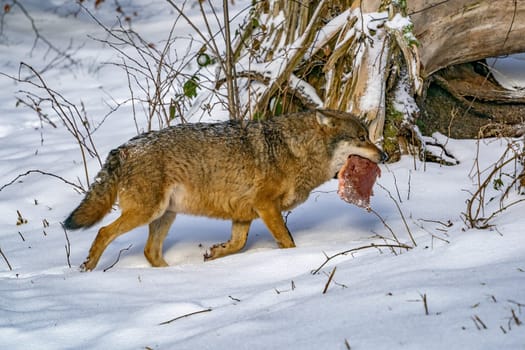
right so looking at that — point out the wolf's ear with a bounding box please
[315,111,336,128]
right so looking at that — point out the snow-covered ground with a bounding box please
[0,2,524,349]
[488,53,525,91]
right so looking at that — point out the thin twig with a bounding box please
[418,218,453,227]
[502,0,518,50]
[378,183,417,246]
[465,141,525,228]
[0,246,13,271]
[159,308,212,325]
[228,295,241,302]
[82,3,195,129]
[507,299,524,312]
[0,169,85,193]
[18,63,102,180]
[413,220,450,245]
[472,315,488,330]
[420,292,429,315]
[16,210,27,226]
[103,244,132,272]
[386,165,403,203]
[407,169,412,201]
[311,243,412,275]
[61,223,72,268]
[322,266,337,294]
[369,208,401,246]
[275,280,296,295]
[10,0,77,70]
[511,308,522,326]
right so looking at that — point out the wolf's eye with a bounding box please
[359,135,366,142]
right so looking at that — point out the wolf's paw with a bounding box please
[203,243,229,261]
[79,258,94,272]
[203,247,218,261]
[277,241,296,249]
[203,251,212,261]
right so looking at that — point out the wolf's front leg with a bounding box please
[204,220,251,260]
[256,204,296,249]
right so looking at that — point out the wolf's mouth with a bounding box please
[337,155,381,209]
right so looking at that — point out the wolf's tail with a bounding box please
[63,149,122,230]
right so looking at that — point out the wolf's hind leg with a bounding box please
[144,210,176,267]
[204,220,251,261]
[256,205,296,249]
[81,210,150,271]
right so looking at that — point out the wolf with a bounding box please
[64,109,387,271]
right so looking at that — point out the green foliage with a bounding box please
[392,0,407,10]
[169,98,177,121]
[251,17,260,29]
[196,53,213,67]
[252,111,263,121]
[402,23,419,47]
[493,178,504,191]
[183,76,199,99]
[390,0,408,15]
[269,96,283,116]
[383,105,404,160]
[415,116,427,133]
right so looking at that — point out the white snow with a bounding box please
[332,10,391,117]
[289,73,323,107]
[305,8,352,61]
[393,69,419,118]
[1,2,524,350]
[488,53,525,90]
[385,13,412,31]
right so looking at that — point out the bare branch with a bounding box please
[3,0,79,74]
[159,308,212,326]
[464,140,525,229]
[377,183,417,246]
[311,243,412,275]
[61,223,72,268]
[369,208,402,246]
[221,0,241,120]
[322,266,337,294]
[420,292,429,315]
[1,169,85,193]
[103,244,133,272]
[0,246,13,271]
[472,315,488,330]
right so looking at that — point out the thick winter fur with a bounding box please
[64,109,386,271]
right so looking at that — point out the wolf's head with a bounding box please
[315,110,388,174]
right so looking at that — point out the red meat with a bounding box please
[337,155,381,210]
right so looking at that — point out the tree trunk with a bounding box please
[409,0,525,77]
[210,0,525,161]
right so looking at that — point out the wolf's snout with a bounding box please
[380,151,389,163]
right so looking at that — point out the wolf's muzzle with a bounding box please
[380,151,389,163]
